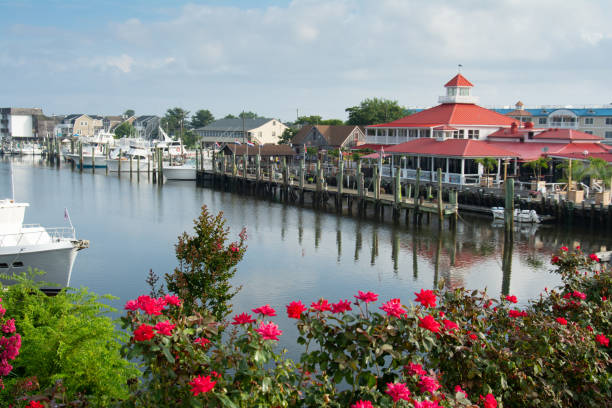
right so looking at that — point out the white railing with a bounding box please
[0,226,76,247]
[548,122,578,128]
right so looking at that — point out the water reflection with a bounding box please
[3,157,612,318]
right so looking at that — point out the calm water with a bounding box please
[2,156,610,352]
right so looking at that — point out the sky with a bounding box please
[2,0,612,122]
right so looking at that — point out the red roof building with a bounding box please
[365,74,517,145]
[363,74,610,186]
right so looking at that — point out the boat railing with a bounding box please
[0,225,76,246]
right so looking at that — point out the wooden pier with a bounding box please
[196,160,459,229]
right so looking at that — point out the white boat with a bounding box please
[163,160,196,180]
[0,199,88,291]
[490,207,540,223]
[106,147,151,172]
[65,144,108,168]
[11,143,43,155]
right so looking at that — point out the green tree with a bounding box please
[586,157,612,187]
[165,205,247,320]
[123,109,135,118]
[239,111,259,119]
[191,109,215,129]
[475,157,498,179]
[182,129,199,149]
[224,114,237,119]
[345,97,411,126]
[162,107,191,142]
[114,121,135,139]
[295,115,345,126]
[523,157,550,180]
[279,127,297,144]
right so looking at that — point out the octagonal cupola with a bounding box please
[439,73,479,104]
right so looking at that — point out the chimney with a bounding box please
[511,122,518,134]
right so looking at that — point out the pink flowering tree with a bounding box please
[165,205,247,320]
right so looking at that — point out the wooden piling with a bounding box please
[79,143,83,173]
[504,178,514,236]
[437,168,443,225]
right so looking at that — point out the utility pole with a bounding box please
[242,111,246,143]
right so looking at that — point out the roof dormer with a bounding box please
[439,73,479,104]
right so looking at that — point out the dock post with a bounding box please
[106,143,110,175]
[91,146,95,173]
[195,148,199,171]
[56,139,61,167]
[130,155,133,178]
[414,168,421,224]
[118,149,122,176]
[394,166,401,204]
[79,142,83,173]
[337,158,344,211]
[158,148,163,182]
[504,178,514,236]
[373,165,380,200]
[137,155,140,181]
[437,168,443,226]
[232,153,237,177]
[256,154,261,181]
[299,155,304,189]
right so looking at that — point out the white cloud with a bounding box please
[105,54,134,73]
[3,0,612,118]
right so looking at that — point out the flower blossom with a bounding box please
[505,295,518,303]
[589,253,600,262]
[595,334,609,347]
[508,309,527,318]
[286,301,307,319]
[231,312,255,325]
[251,304,276,316]
[572,291,586,300]
[1,318,15,334]
[414,289,437,308]
[551,255,560,264]
[454,385,468,398]
[26,402,45,408]
[385,382,411,402]
[331,299,352,314]
[194,337,210,348]
[405,362,427,376]
[351,401,374,408]
[124,299,139,311]
[442,319,459,332]
[164,294,182,306]
[480,393,498,408]
[419,375,441,394]
[311,298,332,312]
[134,324,155,341]
[256,321,283,341]
[189,375,216,396]
[560,246,568,251]
[380,298,406,318]
[354,290,378,303]
[555,317,568,326]
[154,320,176,336]
[418,315,441,333]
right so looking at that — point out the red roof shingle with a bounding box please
[444,74,474,87]
[385,138,516,158]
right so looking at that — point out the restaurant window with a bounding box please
[459,88,470,96]
[448,158,461,173]
[433,158,446,172]
[409,129,418,138]
[538,117,547,125]
[606,118,612,125]
[584,118,594,125]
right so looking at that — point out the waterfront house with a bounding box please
[1,107,61,140]
[54,114,103,138]
[133,115,160,140]
[291,125,366,154]
[495,103,612,144]
[195,118,288,147]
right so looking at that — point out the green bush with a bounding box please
[0,276,139,406]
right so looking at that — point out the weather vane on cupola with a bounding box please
[458,64,463,73]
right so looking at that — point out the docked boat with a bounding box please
[491,207,541,223]
[163,160,196,180]
[65,144,108,168]
[0,199,88,291]
[106,147,151,172]
[12,143,43,155]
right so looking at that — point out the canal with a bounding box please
[3,156,610,353]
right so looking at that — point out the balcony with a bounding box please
[548,122,578,129]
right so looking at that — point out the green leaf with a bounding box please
[162,346,175,363]
[217,393,239,408]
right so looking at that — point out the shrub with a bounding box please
[165,205,247,320]
[0,277,138,407]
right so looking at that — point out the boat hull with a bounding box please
[0,241,82,289]
[65,154,107,168]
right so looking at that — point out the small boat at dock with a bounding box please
[491,207,541,223]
